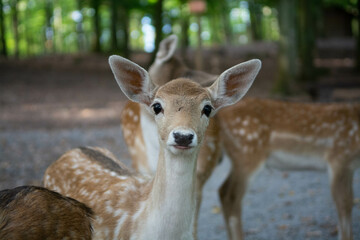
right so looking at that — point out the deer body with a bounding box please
[44,55,261,239]
[221,98,360,171]
[121,35,359,240]
[219,98,360,240]
[45,146,196,240]
[0,185,93,240]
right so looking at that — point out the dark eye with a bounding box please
[152,103,163,115]
[202,105,213,117]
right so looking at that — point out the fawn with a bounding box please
[44,55,261,239]
[0,185,93,240]
[121,35,360,240]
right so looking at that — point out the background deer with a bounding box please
[44,55,261,239]
[121,35,360,240]
[0,185,93,240]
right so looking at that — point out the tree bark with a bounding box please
[298,0,318,82]
[248,0,263,41]
[220,1,232,45]
[76,0,86,52]
[92,0,101,53]
[119,6,130,58]
[274,0,298,95]
[110,0,118,52]
[180,8,189,60]
[150,0,164,64]
[0,0,7,57]
[11,0,19,58]
[45,0,54,53]
[356,0,360,71]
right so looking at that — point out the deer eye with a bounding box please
[202,105,213,117]
[152,103,163,115]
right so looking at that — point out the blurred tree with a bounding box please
[10,0,19,58]
[179,0,190,58]
[357,0,360,71]
[76,0,86,52]
[298,0,320,82]
[92,0,101,52]
[248,0,263,41]
[45,0,55,53]
[110,0,118,52]
[220,0,233,45]
[117,0,142,58]
[0,0,7,57]
[119,6,130,58]
[274,0,298,95]
[151,0,164,63]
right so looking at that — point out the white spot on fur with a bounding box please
[114,212,129,239]
[239,128,246,136]
[246,134,253,141]
[207,141,216,152]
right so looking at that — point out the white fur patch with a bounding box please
[266,150,327,171]
[140,107,160,174]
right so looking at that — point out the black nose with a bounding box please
[173,132,194,147]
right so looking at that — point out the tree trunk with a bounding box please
[45,0,54,53]
[248,0,263,41]
[274,0,298,95]
[298,0,319,82]
[151,0,163,64]
[0,0,7,57]
[356,0,360,71]
[76,0,86,52]
[180,8,189,60]
[11,0,19,58]
[220,1,232,45]
[110,0,118,52]
[92,0,101,53]
[119,6,130,58]
[194,15,203,70]
[25,1,33,56]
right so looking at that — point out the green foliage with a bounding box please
[0,0,358,58]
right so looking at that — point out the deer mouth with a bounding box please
[173,145,193,150]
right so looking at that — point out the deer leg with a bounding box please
[328,163,354,240]
[192,184,202,240]
[219,171,246,240]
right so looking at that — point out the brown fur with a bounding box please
[45,147,152,239]
[219,98,360,240]
[45,54,258,240]
[0,186,93,240]
[79,147,130,176]
[123,35,359,240]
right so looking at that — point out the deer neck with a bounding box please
[142,146,198,239]
[140,105,160,173]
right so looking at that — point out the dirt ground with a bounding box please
[0,44,359,239]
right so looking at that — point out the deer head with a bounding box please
[109,55,261,156]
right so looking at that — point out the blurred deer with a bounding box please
[0,185,93,240]
[121,35,360,240]
[44,55,261,239]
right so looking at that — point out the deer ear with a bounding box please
[208,59,261,111]
[109,55,156,105]
[155,35,178,63]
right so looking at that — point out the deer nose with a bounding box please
[173,132,194,147]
